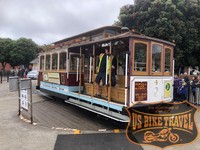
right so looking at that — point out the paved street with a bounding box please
[0,80,200,150]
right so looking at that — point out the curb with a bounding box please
[19,114,126,134]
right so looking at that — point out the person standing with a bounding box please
[173,74,181,101]
[191,76,198,104]
[178,79,188,101]
[95,48,111,98]
[184,75,190,100]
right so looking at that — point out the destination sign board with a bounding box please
[135,82,147,101]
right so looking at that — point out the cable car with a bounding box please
[37,26,175,122]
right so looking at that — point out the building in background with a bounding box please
[0,63,11,71]
[29,58,39,71]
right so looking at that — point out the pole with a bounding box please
[18,77,21,116]
[0,71,2,83]
[66,51,69,79]
[76,57,79,82]
[92,45,95,97]
[30,79,33,124]
[108,42,112,102]
[89,56,92,83]
[172,59,175,100]
[79,47,82,94]
[7,71,9,82]
[125,53,128,107]
[105,55,108,85]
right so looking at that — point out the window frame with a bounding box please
[164,46,173,76]
[52,53,58,70]
[132,40,149,76]
[69,53,81,72]
[45,54,50,70]
[150,42,164,76]
[40,55,45,70]
[59,52,67,70]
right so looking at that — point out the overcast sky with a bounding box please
[0,0,133,45]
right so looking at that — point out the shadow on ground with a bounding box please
[54,133,143,150]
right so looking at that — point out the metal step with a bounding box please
[65,98,130,123]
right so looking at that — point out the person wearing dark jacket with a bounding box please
[173,75,181,101]
[95,48,117,98]
[191,76,198,104]
[184,76,190,100]
[95,49,110,98]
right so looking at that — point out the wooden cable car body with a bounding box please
[37,26,175,122]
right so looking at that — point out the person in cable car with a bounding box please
[95,48,110,98]
[95,48,116,98]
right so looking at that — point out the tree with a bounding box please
[116,0,200,66]
[10,38,38,67]
[0,38,14,70]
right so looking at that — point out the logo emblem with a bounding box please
[164,81,172,98]
[126,101,199,149]
[165,83,170,91]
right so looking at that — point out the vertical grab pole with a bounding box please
[89,56,92,83]
[76,57,79,82]
[79,47,82,94]
[125,53,128,107]
[67,51,69,79]
[105,55,108,85]
[92,45,95,97]
[108,42,112,102]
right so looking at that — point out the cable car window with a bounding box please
[134,43,147,72]
[59,52,66,70]
[152,44,162,72]
[70,54,79,71]
[52,53,58,70]
[165,48,171,72]
[40,56,44,70]
[45,55,50,70]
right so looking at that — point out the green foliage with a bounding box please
[0,38,14,69]
[116,0,200,66]
[0,37,39,68]
[10,38,38,67]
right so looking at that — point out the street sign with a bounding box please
[20,89,28,110]
[21,79,31,89]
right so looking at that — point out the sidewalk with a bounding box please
[0,81,67,150]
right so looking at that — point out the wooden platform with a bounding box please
[21,93,126,130]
